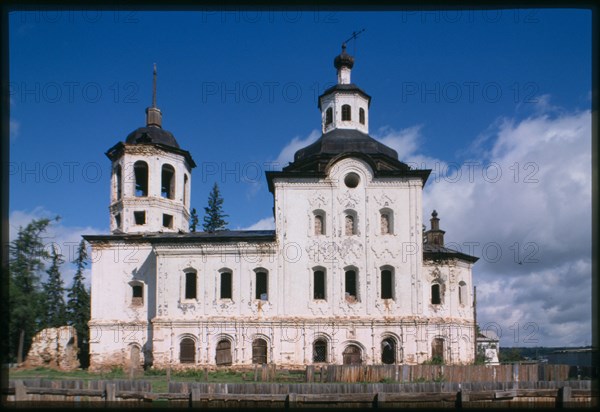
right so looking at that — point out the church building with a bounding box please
[84,45,479,370]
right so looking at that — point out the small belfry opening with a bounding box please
[325,107,333,126]
[161,164,175,199]
[359,107,365,124]
[131,284,143,306]
[134,161,148,197]
[341,104,351,121]
[162,214,173,229]
[114,165,122,200]
[134,211,146,225]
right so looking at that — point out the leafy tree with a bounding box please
[189,208,199,232]
[9,217,57,362]
[499,347,523,363]
[41,245,67,328]
[202,183,228,232]
[67,239,91,368]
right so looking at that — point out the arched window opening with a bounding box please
[131,284,143,306]
[343,344,362,365]
[185,272,197,300]
[432,338,444,363]
[325,107,333,125]
[183,174,189,207]
[381,338,396,364]
[345,270,357,303]
[115,165,122,200]
[313,270,326,300]
[252,338,268,364]
[380,208,394,235]
[134,161,148,197]
[381,269,394,299]
[215,339,232,366]
[220,271,232,299]
[313,339,328,363]
[359,108,365,124]
[180,338,195,364]
[431,283,441,305]
[314,214,324,235]
[345,215,355,236]
[255,271,268,300]
[458,281,467,305]
[161,164,175,199]
[341,104,351,121]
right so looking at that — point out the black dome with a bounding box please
[294,129,398,162]
[125,125,180,149]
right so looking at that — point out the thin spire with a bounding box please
[145,63,162,128]
[152,63,157,108]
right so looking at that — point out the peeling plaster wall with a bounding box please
[88,157,477,370]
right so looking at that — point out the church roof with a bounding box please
[125,125,180,149]
[423,243,479,263]
[84,230,275,243]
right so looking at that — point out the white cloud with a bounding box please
[240,217,275,230]
[9,207,104,289]
[273,129,321,169]
[420,108,592,347]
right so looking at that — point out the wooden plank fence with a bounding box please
[4,380,595,408]
[304,363,571,383]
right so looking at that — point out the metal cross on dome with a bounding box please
[343,28,366,54]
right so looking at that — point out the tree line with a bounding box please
[8,217,90,367]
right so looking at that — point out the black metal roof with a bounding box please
[318,84,371,110]
[293,128,397,163]
[125,125,180,149]
[83,230,275,244]
[423,244,479,263]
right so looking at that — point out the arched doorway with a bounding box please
[252,338,268,364]
[180,338,195,364]
[343,344,362,365]
[216,339,232,366]
[381,338,396,364]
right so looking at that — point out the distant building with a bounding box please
[546,348,593,367]
[477,331,499,365]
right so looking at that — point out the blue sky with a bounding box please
[9,9,592,348]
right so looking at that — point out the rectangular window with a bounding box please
[313,270,325,300]
[345,270,357,302]
[220,272,232,299]
[431,284,441,305]
[134,211,146,225]
[255,272,268,300]
[115,213,121,229]
[381,270,393,299]
[132,285,143,306]
[162,214,173,228]
[185,272,197,299]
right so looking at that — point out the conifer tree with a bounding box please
[67,239,91,368]
[9,217,57,362]
[202,183,228,232]
[189,208,199,232]
[42,245,67,328]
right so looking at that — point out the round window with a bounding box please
[344,172,360,188]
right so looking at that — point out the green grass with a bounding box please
[8,366,304,393]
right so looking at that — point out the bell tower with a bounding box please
[318,43,371,135]
[105,65,196,234]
